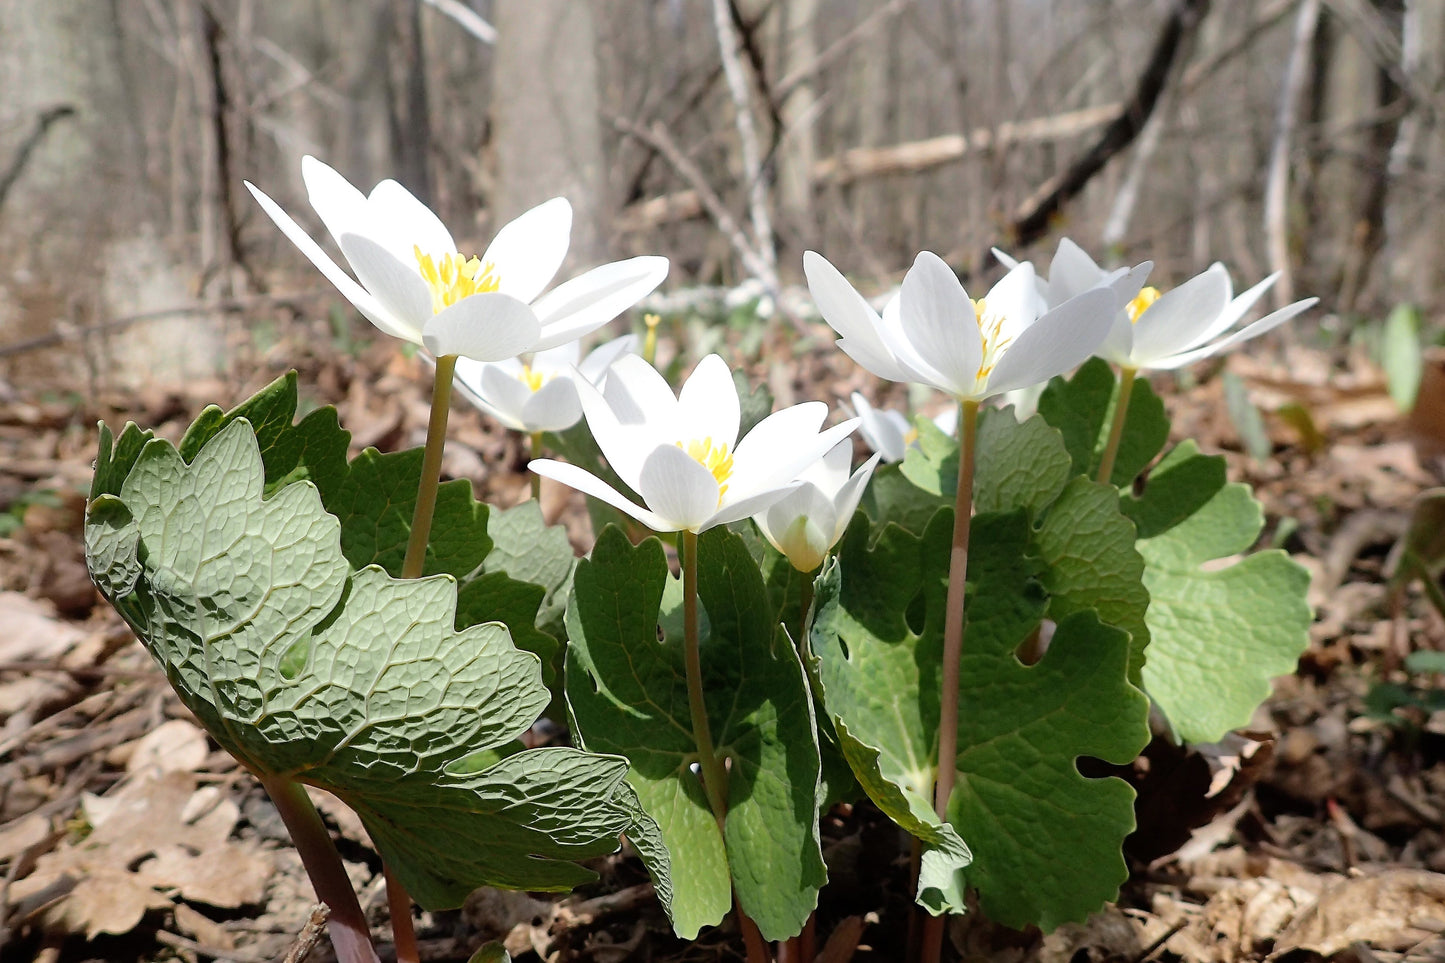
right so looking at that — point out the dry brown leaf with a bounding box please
[1270,869,1445,957]
[8,770,271,939]
[0,591,85,662]
[124,718,209,774]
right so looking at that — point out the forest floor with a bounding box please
[1,309,1443,963]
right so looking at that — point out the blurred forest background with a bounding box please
[0,0,1441,389]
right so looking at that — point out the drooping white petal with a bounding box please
[577,335,639,384]
[678,355,741,447]
[637,444,723,532]
[529,458,669,531]
[481,197,572,303]
[1149,297,1318,370]
[898,252,983,397]
[450,357,512,425]
[1177,272,1277,353]
[804,252,913,380]
[519,377,584,432]
[366,179,457,262]
[245,182,414,342]
[530,256,668,350]
[336,233,434,335]
[1095,261,1155,365]
[421,291,542,361]
[300,156,369,247]
[1127,263,1231,364]
[983,287,1116,398]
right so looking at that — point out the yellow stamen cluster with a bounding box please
[677,437,735,503]
[414,246,500,315]
[972,298,1015,389]
[1126,286,1161,324]
[520,364,548,393]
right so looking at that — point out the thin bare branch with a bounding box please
[710,0,777,280]
[1265,0,1321,307]
[419,0,496,44]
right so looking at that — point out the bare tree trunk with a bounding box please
[775,0,820,256]
[491,0,608,267]
[385,0,433,206]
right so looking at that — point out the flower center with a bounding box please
[677,436,734,503]
[520,364,548,393]
[972,298,1014,390]
[414,246,501,314]
[1126,286,1161,324]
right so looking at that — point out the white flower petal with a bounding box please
[422,292,542,361]
[983,261,1044,344]
[475,362,533,426]
[519,377,584,432]
[1150,297,1317,370]
[984,287,1116,398]
[898,251,982,397]
[529,459,669,531]
[991,246,1022,271]
[246,182,416,343]
[804,251,910,380]
[637,444,723,533]
[482,197,572,303]
[1178,272,1278,353]
[337,232,434,333]
[451,358,517,429]
[797,439,854,494]
[531,256,669,349]
[706,483,805,531]
[831,453,881,543]
[851,392,909,462]
[577,335,639,384]
[1045,238,1107,305]
[571,374,645,488]
[603,354,680,427]
[300,156,368,247]
[757,483,838,571]
[366,178,457,260]
[532,340,583,373]
[678,355,740,447]
[730,413,860,505]
[1128,263,1231,365]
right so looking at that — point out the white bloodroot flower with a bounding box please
[529,354,860,534]
[804,250,1119,403]
[994,237,1316,371]
[849,392,957,463]
[452,335,638,434]
[753,441,881,572]
[246,155,668,362]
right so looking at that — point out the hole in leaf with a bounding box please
[278,637,310,680]
[1013,619,1055,666]
[904,589,927,636]
[837,637,850,661]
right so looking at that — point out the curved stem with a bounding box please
[1095,366,1137,485]
[922,399,980,963]
[258,775,381,963]
[682,530,729,821]
[402,354,457,580]
[529,431,544,502]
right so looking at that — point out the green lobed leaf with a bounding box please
[811,507,1150,928]
[565,526,825,941]
[1129,443,1312,743]
[171,371,557,684]
[1037,357,1169,485]
[86,412,651,909]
